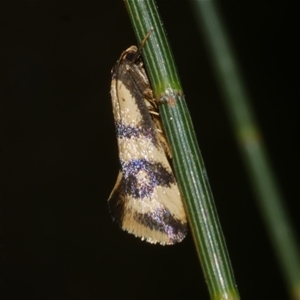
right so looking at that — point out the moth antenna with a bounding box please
[132,28,154,62]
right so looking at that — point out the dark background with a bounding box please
[2,1,298,299]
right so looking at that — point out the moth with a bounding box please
[108,31,187,245]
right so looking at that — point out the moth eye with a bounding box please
[124,52,136,61]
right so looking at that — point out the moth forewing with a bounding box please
[109,35,187,245]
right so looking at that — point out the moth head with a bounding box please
[121,28,153,63]
[122,46,138,62]
[113,29,153,73]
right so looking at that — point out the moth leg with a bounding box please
[149,110,159,116]
[108,172,123,200]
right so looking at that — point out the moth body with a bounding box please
[109,37,187,245]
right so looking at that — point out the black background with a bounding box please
[2,1,299,300]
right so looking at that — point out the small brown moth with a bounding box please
[108,31,187,245]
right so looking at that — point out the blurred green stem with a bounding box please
[190,1,300,299]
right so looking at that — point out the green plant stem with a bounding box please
[123,1,240,299]
[190,1,300,299]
